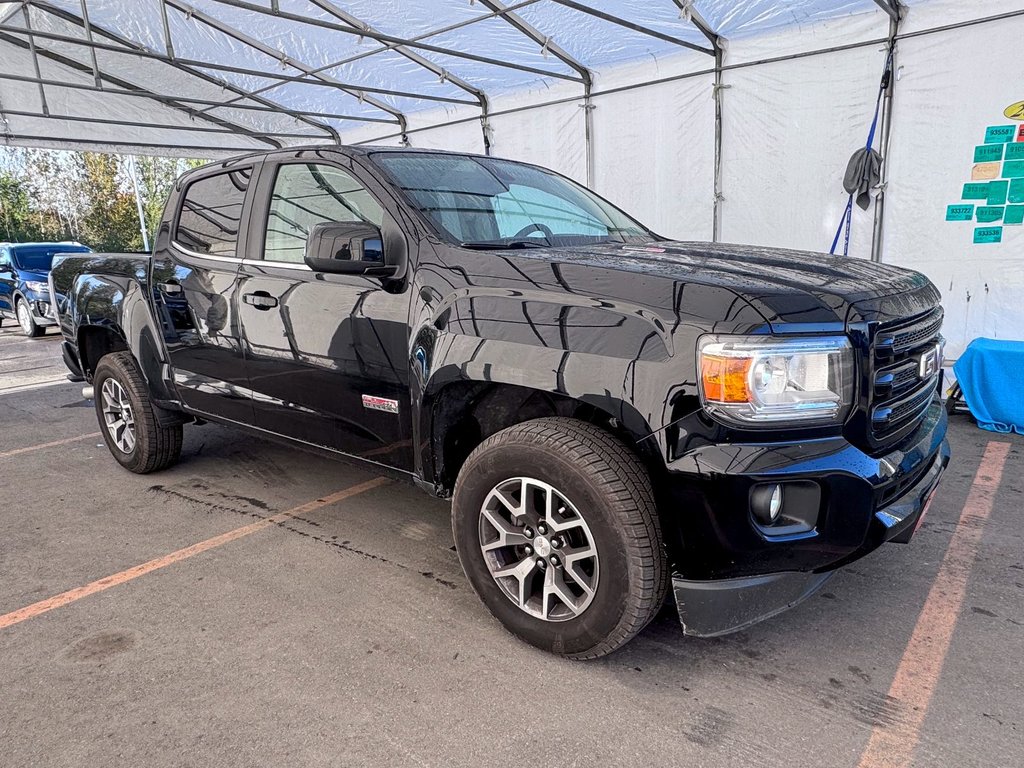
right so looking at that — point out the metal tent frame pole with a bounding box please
[871,2,904,262]
[305,0,493,154]
[0,28,284,148]
[2,25,481,107]
[162,0,409,142]
[476,0,595,183]
[26,1,341,142]
[203,0,584,84]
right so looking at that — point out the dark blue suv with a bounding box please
[0,241,92,337]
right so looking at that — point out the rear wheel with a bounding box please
[93,351,183,473]
[452,417,668,659]
[15,298,43,337]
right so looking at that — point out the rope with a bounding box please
[830,44,894,256]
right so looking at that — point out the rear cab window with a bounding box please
[175,167,253,258]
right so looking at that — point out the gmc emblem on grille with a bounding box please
[917,343,941,379]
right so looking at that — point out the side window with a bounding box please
[264,163,384,263]
[0,249,9,268]
[175,167,252,257]
[492,184,608,239]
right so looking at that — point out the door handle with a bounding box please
[157,281,183,295]
[243,291,279,310]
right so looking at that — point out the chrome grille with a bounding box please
[869,308,943,448]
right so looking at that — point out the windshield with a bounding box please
[371,152,654,248]
[12,244,91,272]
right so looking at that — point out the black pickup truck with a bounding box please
[50,147,949,659]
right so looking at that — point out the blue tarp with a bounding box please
[953,338,1024,435]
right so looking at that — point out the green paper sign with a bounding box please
[1003,160,1024,178]
[1009,178,1024,204]
[974,226,1003,243]
[963,182,990,200]
[1006,143,1024,161]
[946,204,975,221]
[1005,205,1024,225]
[975,144,1005,163]
[977,206,1004,223]
[988,180,1009,205]
[985,125,1016,144]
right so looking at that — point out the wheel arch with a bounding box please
[420,378,664,498]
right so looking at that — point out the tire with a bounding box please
[15,298,43,338]
[93,351,183,473]
[452,417,668,659]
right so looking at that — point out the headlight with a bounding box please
[698,335,853,426]
[24,280,48,293]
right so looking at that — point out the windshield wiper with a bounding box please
[459,240,550,250]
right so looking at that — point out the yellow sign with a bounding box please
[1005,101,1024,121]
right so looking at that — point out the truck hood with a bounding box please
[513,240,941,329]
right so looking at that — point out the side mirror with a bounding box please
[304,221,396,277]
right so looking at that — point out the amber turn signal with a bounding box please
[700,354,752,403]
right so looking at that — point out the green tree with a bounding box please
[79,153,145,251]
[0,172,68,241]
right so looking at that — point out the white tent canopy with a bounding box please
[2,0,1023,356]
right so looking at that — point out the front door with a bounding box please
[236,156,412,469]
[153,163,255,424]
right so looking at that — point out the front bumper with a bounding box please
[27,296,57,326]
[662,400,949,636]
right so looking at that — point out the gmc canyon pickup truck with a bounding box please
[50,147,949,659]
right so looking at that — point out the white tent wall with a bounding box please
[882,10,1024,360]
[717,43,885,259]
[590,73,715,241]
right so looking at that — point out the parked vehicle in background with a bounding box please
[0,241,92,337]
[50,147,949,659]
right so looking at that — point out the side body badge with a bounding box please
[362,394,399,414]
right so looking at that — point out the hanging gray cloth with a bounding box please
[844,147,882,210]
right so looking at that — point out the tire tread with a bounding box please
[94,351,182,473]
[456,417,669,659]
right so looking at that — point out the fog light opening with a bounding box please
[749,480,821,539]
[752,483,784,525]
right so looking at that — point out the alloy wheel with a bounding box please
[478,477,599,622]
[101,378,137,454]
[16,301,32,334]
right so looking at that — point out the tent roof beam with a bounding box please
[550,0,714,56]
[306,0,489,111]
[0,27,284,148]
[0,70,399,124]
[476,0,592,86]
[872,0,902,21]
[163,0,409,136]
[0,107,326,140]
[669,1,723,51]
[0,25,480,107]
[1,132,261,153]
[203,0,584,84]
[27,0,341,142]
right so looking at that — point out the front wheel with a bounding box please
[93,351,183,473]
[452,417,668,659]
[15,299,43,337]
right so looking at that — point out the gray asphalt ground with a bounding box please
[1,323,1021,768]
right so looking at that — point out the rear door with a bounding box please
[235,153,413,469]
[153,162,256,424]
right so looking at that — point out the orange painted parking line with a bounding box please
[857,441,1011,768]
[0,432,102,460]
[0,476,389,631]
